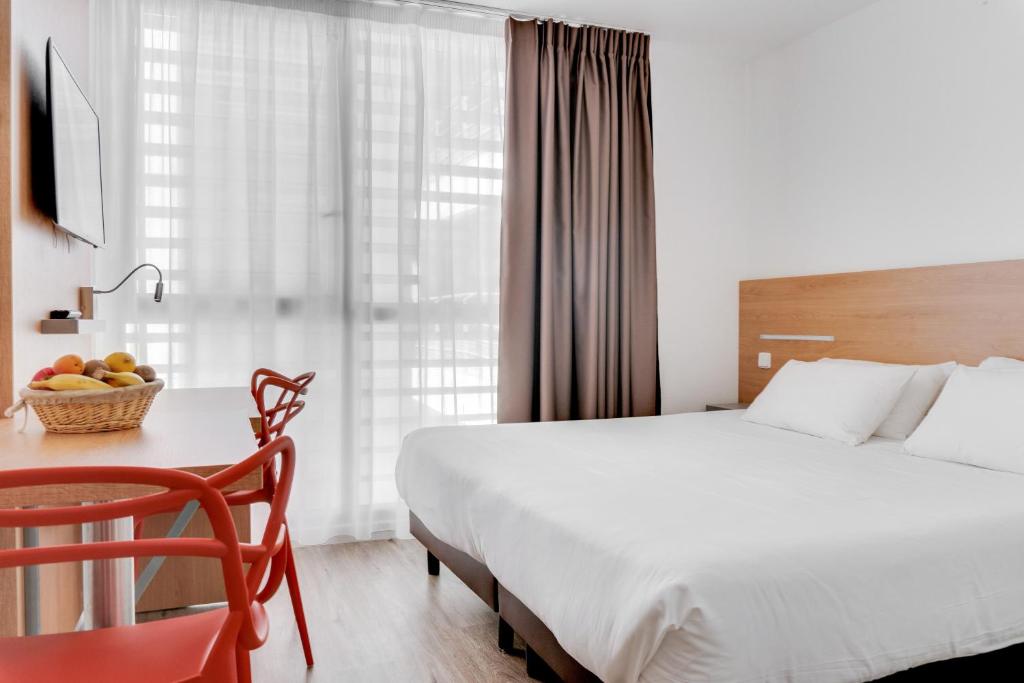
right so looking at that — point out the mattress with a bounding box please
[395,410,1024,683]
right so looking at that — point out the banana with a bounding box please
[99,371,146,387]
[30,374,114,391]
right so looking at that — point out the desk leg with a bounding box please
[22,528,38,635]
[81,518,134,629]
[21,523,82,635]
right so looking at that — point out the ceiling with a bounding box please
[457,0,881,59]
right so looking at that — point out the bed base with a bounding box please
[409,512,498,611]
[404,525,616,683]
[498,584,601,682]
[410,512,1024,683]
[410,512,593,680]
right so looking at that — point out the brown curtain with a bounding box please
[497,18,659,423]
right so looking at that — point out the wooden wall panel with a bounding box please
[739,260,1024,403]
[0,0,16,637]
[1,0,13,414]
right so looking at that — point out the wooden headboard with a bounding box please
[739,259,1024,403]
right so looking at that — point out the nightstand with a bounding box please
[705,402,750,412]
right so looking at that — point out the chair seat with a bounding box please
[0,608,238,683]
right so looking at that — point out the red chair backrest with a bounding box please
[208,436,296,599]
[0,436,296,650]
[250,369,315,446]
[0,464,257,645]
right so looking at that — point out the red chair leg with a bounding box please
[235,646,252,683]
[284,534,315,667]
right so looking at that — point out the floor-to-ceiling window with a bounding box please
[92,0,505,542]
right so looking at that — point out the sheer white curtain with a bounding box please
[90,0,505,543]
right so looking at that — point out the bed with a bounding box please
[397,409,1024,682]
[396,259,1024,682]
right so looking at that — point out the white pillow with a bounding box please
[905,366,1024,473]
[979,356,1024,370]
[819,359,956,439]
[742,359,915,445]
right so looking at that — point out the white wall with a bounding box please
[654,0,1024,411]
[651,40,747,412]
[9,0,93,397]
[745,0,1024,278]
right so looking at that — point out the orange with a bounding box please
[52,354,85,375]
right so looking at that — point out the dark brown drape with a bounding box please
[497,18,659,423]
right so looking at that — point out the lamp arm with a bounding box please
[80,263,165,318]
[95,263,164,296]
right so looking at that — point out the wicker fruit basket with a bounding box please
[16,380,165,434]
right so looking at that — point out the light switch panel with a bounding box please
[757,352,771,369]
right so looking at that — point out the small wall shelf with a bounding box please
[40,319,106,335]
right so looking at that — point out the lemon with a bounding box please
[104,352,137,373]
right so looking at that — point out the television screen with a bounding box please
[47,38,105,247]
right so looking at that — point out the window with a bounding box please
[95,0,506,542]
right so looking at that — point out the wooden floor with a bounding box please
[250,541,1024,683]
[251,539,532,682]
[134,537,1024,683]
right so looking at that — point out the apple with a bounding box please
[32,367,56,382]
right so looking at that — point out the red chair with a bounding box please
[235,368,316,667]
[250,368,316,446]
[0,436,296,683]
[133,369,316,668]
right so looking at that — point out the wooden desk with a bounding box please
[0,387,262,637]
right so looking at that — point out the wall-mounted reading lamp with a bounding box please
[754,334,835,369]
[759,334,835,342]
[79,263,164,320]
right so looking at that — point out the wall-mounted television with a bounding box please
[46,38,105,248]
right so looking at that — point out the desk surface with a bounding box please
[0,387,262,506]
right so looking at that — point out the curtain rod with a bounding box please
[354,0,647,35]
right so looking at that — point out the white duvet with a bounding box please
[395,410,1024,683]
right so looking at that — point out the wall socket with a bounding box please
[757,352,772,369]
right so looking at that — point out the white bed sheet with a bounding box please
[395,410,1024,683]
